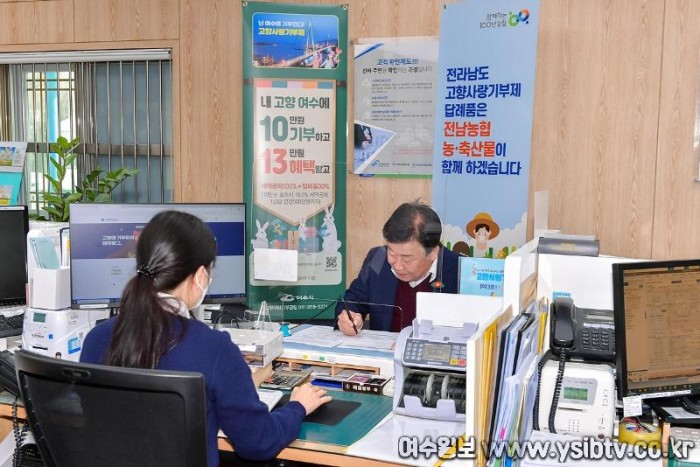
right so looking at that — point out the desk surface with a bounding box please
[298,390,393,445]
[0,400,24,418]
[217,437,403,467]
[0,396,404,467]
[223,390,402,466]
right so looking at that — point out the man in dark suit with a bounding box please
[335,201,461,335]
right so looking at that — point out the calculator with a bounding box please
[260,369,311,390]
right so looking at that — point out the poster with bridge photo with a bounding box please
[251,12,341,69]
[242,2,348,318]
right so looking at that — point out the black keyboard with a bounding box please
[0,312,24,338]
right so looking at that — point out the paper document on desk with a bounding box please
[285,326,398,351]
[340,329,397,350]
[348,413,465,466]
[284,325,342,347]
[660,407,700,420]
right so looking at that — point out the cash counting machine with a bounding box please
[393,318,477,421]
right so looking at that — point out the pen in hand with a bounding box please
[345,309,359,335]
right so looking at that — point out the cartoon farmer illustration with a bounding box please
[466,212,500,258]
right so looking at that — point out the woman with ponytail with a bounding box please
[80,211,330,466]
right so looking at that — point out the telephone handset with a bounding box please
[550,297,615,363]
[551,298,574,350]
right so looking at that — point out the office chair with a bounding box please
[14,350,207,467]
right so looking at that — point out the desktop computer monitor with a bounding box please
[613,259,700,404]
[69,203,246,309]
[0,206,29,307]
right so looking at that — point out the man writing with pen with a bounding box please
[335,201,461,336]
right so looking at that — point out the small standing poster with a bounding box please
[0,142,28,205]
[458,256,505,297]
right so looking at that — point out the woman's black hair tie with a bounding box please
[137,264,156,279]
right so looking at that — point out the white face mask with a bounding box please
[191,269,212,310]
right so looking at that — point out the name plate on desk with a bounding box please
[538,236,600,256]
[342,373,391,395]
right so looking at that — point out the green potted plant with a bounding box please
[38,136,138,221]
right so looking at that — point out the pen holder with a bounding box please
[31,267,71,310]
[279,322,291,337]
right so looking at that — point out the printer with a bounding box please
[222,327,283,367]
[393,318,477,421]
[22,308,110,361]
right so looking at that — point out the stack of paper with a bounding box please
[488,301,546,467]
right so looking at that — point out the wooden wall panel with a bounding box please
[343,0,439,277]
[5,0,700,273]
[530,0,663,258]
[74,0,178,42]
[178,0,240,202]
[170,42,182,205]
[0,1,73,45]
[175,0,440,279]
[652,0,700,259]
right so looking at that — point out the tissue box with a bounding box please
[31,267,71,310]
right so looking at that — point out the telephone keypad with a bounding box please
[580,329,614,352]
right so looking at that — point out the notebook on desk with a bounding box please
[256,388,284,411]
[217,389,284,438]
[648,398,700,426]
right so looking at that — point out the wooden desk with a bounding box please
[0,399,24,440]
[218,437,402,466]
[1,401,402,466]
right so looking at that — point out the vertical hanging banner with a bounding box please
[242,2,348,320]
[431,0,540,259]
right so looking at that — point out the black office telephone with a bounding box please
[550,297,616,363]
[534,297,616,433]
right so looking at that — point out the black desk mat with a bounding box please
[277,394,361,426]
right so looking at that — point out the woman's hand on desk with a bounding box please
[250,364,273,388]
[291,383,332,415]
[337,310,363,336]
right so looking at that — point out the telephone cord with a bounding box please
[532,350,552,431]
[548,350,568,433]
[12,395,29,467]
